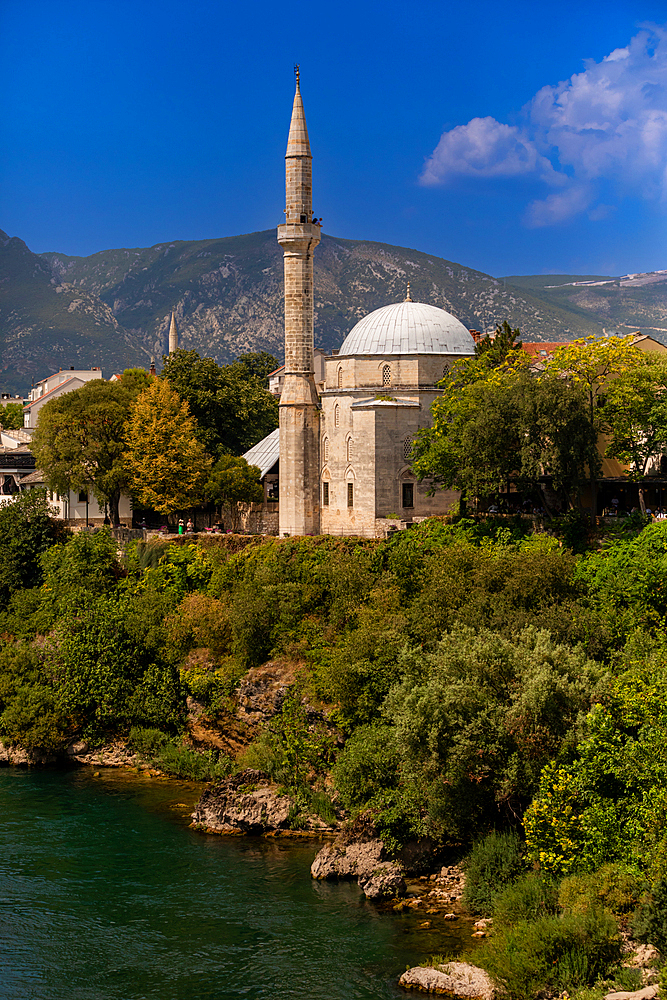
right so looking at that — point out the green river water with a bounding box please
[0,767,472,1000]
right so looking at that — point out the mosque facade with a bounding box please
[244,75,476,539]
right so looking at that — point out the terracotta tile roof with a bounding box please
[521,342,572,358]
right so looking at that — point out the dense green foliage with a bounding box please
[4,495,667,990]
[472,909,621,1000]
[161,348,278,457]
[463,832,526,914]
[0,401,24,430]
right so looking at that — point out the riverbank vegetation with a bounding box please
[3,499,667,996]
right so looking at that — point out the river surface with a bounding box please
[0,768,473,1000]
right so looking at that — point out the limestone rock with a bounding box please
[311,836,406,898]
[358,864,406,900]
[311,838,385,879]
[193,770,291,834]
[604,989,658,1000]
[399,962,495,998]
[192,769,334,835]
[0,741,57,766]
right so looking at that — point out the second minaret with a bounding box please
[277,70,321,536]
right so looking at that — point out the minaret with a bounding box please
[277,67,321,536]
[168,312,179,354]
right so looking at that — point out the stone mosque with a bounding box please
[244,73,476,539]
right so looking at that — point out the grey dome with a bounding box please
[338,301,475,356]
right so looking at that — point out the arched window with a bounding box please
[323,437,329,462]
[334,405,340,428]
[337,367,343,389]
[403,438,412,461]
[382,364,391,387]
[346,437,353,463]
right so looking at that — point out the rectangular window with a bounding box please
[402,482,414,508]
[347,483,354,508]
[78,490,88,503]
[322,482,329,506]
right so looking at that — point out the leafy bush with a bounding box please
[0,642,69,751]
[559,864,644,917]
[524,636,667,877]
[128,726,169,756]
[331,724,400,809]
[155,742,233,782]
[1,684,68,752]
[463,831,526,915]
[474,909,621,1000]
[41,527,122,604]
[386,627,605,842]
[240,688,332,790]
[493,874,559,930]
[52,595,185,733]
[631,879,667,956]
[0,490,64,610]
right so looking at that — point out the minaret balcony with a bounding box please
[277,222,322,247]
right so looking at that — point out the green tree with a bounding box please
[32,370,151,525]
[161,349,278,456]
[206,455,263,530]
[524,633,667,877]
[0,490,63,610]
[474,320,523,366]
[235,351,280,385]
[412,357,527,501]
[602,355,667,512]
[413,350,599,512]
[124,378,212,515]
[0,401,24,430]
[541,336,645,518]
[385,626,605,841]
[52,595,184,732]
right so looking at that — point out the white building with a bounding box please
[23,368,103,429]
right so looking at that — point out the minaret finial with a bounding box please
[405,282,413,302]
[294,63,300,89]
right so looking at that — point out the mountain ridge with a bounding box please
[4,226,662,395]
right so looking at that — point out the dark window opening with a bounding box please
[402,482,414,508]
[78,490,88,503]
[266,479,279,501]
[323,482,329,506]
[300,214,307,223]
[347,483,354,508]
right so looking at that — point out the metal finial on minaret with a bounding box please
[294,63,300,89]
[405,282,413,302]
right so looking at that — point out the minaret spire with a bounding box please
[277,70,321,537]
[168,311,178,354]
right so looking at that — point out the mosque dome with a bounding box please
[338,299,476,357]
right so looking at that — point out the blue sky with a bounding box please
[1,0,665,277]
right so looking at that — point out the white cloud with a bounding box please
[421,117,562,186]
[524,186,593,228]
[421,24,667,225]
